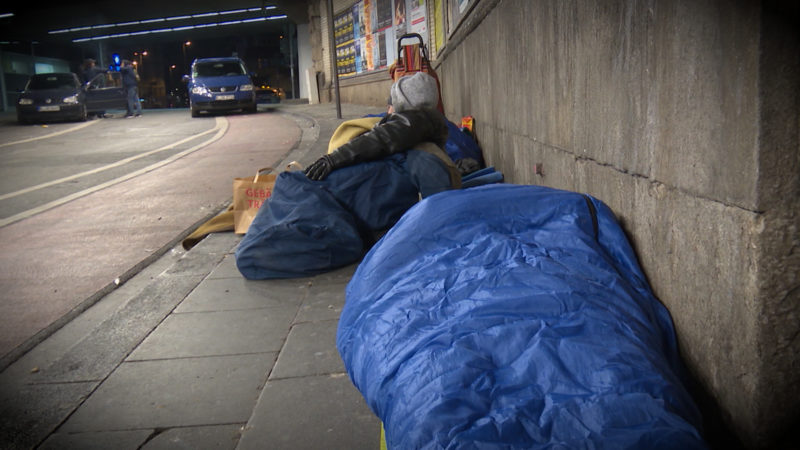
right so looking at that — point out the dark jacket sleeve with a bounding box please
[327,109,448,168]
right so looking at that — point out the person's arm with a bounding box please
[305,109,447,180]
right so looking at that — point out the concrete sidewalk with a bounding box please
[0,103,387,449]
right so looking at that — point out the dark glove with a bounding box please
[305,155,335,180]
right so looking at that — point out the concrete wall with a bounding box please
[434,0,798,448]
[306,0,799,447]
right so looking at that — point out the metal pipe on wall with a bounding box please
[326,0,341,118]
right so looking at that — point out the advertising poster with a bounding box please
[376,31,387,68]
[394,0,408,35]
[375,0,393,31]
[433,0,445,52]
[334,0,429,77]
[408,0,428,39]
[362,0,372,36]
[365,35,374,71]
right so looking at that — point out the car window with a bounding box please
[193,61,247,77]
[88,72,123,90]
[28,74,79,90]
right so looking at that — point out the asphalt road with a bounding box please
[0,107,302,367]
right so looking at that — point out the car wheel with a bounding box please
[246,104,257,114]
[190,100,201,117]
[17,115,28,125]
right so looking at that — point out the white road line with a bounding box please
[0,120,100,148]
[0,121,223,201]
[0,117,229,228]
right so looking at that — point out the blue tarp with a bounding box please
[337,184,707,449]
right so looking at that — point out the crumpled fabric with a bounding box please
[337,184,707,449]
[444,119,484,168]
[235,155,418,279]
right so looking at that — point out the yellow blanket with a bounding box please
[328,116,460,188]
[327,117,382,153]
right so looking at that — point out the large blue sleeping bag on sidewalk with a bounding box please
[337,184,707,449]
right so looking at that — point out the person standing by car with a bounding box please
[120,59,142,118]
[81,58,108,119]
[80,58,104,83]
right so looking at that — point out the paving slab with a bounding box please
[142,424,243,450]
[0,244,185,382]
[297,278,349,323]
[127,308,297,360]
[39,429,153,450]
[206,252,244,280]
[164,233,238,277]
[313,262,359,283]
[0,381,98,449]
[174,277,309,313]
[237,374,380,450]
[35,271,211,383]
[60,353,276,432]
[270,320,345,380]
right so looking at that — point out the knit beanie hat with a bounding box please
[390,72,439,112]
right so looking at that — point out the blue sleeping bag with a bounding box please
[337,184,707,449]
[235,155,419,279]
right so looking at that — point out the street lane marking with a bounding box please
[0,120,223,201]
[0,120,99,148]
[0,117,229,228]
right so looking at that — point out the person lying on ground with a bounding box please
[304,72,451,189]
[236,73,461,279]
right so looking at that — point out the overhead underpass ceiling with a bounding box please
[0,0,310,45]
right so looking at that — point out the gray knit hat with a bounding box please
[390,72,439,112]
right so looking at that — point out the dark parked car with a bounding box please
[16,72,127,124]
[253,77,281,105]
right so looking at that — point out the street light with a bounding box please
[134,50,148,71]
[168,64,176,88]
[182,41,192,72]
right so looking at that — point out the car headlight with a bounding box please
[18,98,33,105]
[240,84,254,91]
[191,86,209,95]
[63,95,80,104]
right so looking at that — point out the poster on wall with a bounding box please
[334,0,429,78]
[334,10,354,46]
[433,0,445,53]
[394,0,408,35]
[407,0,428,38]
[374,0,393,31]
